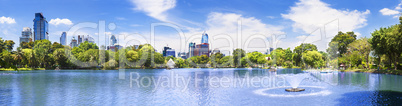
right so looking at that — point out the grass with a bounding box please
[0,68,46,71]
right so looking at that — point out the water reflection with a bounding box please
[0,69,401,105]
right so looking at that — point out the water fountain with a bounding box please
[284,73,308,92]
[166,59,175,69]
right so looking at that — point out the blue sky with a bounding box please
[0,0,401,54]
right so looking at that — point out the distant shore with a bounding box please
[1,67,401,75]
[0,68,45,71]
[340,69,402,75]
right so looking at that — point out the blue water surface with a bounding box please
[0,68,401,105]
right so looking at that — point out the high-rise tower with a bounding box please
[33,13,48,41]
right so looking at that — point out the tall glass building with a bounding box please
[166,49,176,57]
[33,13,48,41]
[188,42,195,57]
[20,27,32,43]
[60,32,66,45]
[110,35,117,46]
[201,32,208,44]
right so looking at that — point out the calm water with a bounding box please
[0,68,401,105]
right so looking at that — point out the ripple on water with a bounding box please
[253,86,332,97]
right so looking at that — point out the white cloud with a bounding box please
[266,16,276,19]
[130,0,176,21]
[205,12,285,53]
[49,18,73,26]
[379,1,402,17]
[396,2,402,10]
[282,0,370,51]
[380,8,400,15]
[0,16,16,24]
[296,35,307,40]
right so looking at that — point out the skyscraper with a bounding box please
[166,49,176,57]
[188,42,195,57]
[107,35,122,52]
[20,27,32,43]
[201,32,208,44]
[33,13,48,41]
[70,37,78,47]
[60,32,67,45]
[110,35,117,46]
[163,46,172,57]
[84,35,95,43]
[78,35,82,45]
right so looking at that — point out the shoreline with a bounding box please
[340,69,402,75]
[1,67,401,75]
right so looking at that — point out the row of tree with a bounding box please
[1,17,402,70]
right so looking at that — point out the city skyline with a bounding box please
[0,0,401,55]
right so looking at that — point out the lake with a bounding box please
[0,68,401,105]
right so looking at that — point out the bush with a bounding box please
[283,61,293,68]
[358,65,363,69]
[369,64,378,69]
[103,60,118,69]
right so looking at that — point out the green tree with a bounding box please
[210,52,224,67]
[348,38,371,69]
[51,42,64,52]
[33,40,52,68]
[327,31,357,58]
[12,48,24,67]
[1,50,13,66]
[187,56,199,67]
[19,41,34,49]
[0,38,4,53]
[302,51,324,68]
[22,49,34,67]
[293,43,317,66]
[4,40,15,51]
[232,49,246,67]
[174,58,185,68]
[53,48,69,68]
[138,44,164,68]
[271,49,285,66]
[165,56,176,62]
[199,55,210,64]
[126,50,139,62]
[370,19,402,70]
[219,56,233,67]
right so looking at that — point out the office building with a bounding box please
[201,32,208,44]
[107,44,123,52]
[107,35,122,52]
[33,13,48,41]
[20,27,32,43]
[166,49,176,57]
[78,35,83,44]
[84,35,95,43]
[163,46,172,57]
[178,52,187,59]
[212,48,220,54]
[188,42,195,58]
[265,47,274,54]
[60,32,66,45]
[70,37,78,47]
[110,35,117,45]
[194,43,209,56]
